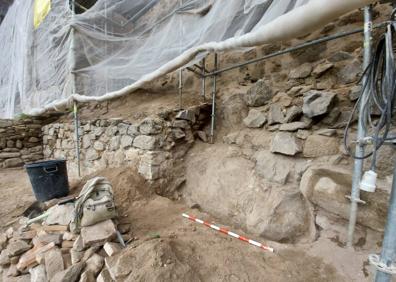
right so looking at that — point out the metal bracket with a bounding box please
[345,195,366,205]
[369,254,396,275]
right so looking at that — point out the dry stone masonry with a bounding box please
[42,104,211,196]
[0,118,46,168]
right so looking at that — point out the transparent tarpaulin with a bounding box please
[0,0,313,118]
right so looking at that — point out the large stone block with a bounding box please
[300,165,389,232]
[302,90,336,118]
[133,135,159,150]
[81,220,117,247]
[270,132,302,156]
[243,109,266,128]
[303,135,339,157]
[245,79,274,107]
[139,118,163,135]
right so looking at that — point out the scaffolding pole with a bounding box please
[374,161,396,281]
[346,5,373,248]
[70,0,81,178]
[209,53,217,144]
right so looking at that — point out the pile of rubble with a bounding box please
[0,198,132,282]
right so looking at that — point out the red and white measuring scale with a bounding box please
[182,213,274,252]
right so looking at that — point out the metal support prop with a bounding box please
[375,162,396,281]
[178,69,183,109]
[73,102,81,178]
[201,58,206,101]
[70,1,81,178]
[346,5,373,248]
[209,53,217,144]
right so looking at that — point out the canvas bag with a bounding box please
[70,177,117,233]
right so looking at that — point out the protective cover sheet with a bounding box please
[0,0,317,118]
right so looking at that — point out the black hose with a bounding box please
[343,17,396,170]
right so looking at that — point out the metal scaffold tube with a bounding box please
[179,69,183,109]
[346,5,373,248]
[70,0,81,178]
[375,162,396,281]
[209,53,217,144]
[201,58,206,101]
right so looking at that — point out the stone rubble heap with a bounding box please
[0,119,45,168]
[0,198,132,282]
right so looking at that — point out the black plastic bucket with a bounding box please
[25,159,70,202]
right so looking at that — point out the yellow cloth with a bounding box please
[33,0,51,29]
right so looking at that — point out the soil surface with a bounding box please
[0,167,379,281]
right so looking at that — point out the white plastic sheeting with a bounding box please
[0,0,374,118]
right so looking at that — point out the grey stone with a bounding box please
[322,107,341,126]
[85,254,104,275]
[50,261,85,282]
[7,263,19,277]
[82,135,91,149]
[270,132,302,156]
[296,129,310,140]
[79,270,95,282]
[349,85,361,101]
[302,90,336,118]
[120,135,133,148]
[97,268,112,282]
[109,136,120,151]
[267,103,284,125]
[289,63,312,79]
[312,62,333,77]
[93,141,105,151]
[176,110,196,123]
[329,51,354,62]
[221,94,248,128]
[284,106,302,123]
[93,127,105,137]
[245,80,274,107]
[45,203,74,226]
[139,118,163,135]
[28,137,40,143]
[279,122,308,132]
[127,125,139,136]
[197,131,208,142]
[80,220,117,247]
[254,151,291,185]
[0,249,10,265]
[171,120,189,129]
[0,152,20,159]
[133,135,158,150]
[337,60,361,84]
[45,248,64,281]
[117,123,129,135]
[172,128,186,140]
[105,126,118,137]
[15,140,22,149]
[138,162,160,180]
[303,135,339,157]
[85,148,100,161]
[316,128,337,137]
[29,265,47,282]
[6,240,31,257]
[243,109,266,128]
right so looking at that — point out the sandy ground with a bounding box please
[0,167,383,281]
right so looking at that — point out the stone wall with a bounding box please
[42,104,211,195]
[0,119,45,168]
[181,5,396,244]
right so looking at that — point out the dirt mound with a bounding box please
[106,239,199,281]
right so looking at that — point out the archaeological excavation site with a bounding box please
[0,0,396,281]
